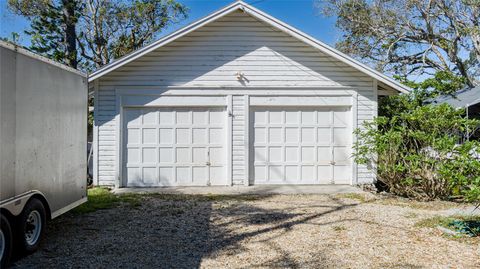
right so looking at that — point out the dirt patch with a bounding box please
[12,194,480,268]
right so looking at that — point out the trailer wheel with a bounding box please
[0,214,13,268]
[16,198,46,254]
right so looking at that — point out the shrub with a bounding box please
[354,97,480,202]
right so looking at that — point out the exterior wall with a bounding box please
[232,95,248,185]
[93,10,376,186]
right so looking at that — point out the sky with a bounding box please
[0,0,340,48]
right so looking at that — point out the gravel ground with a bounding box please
[12,194,480,269]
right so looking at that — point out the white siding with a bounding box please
[95,86,116,185]
[94,10,376,186]
[99,11,372,89]
[232,95,247,185]
[357,86,375,183]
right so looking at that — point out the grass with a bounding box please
[415,215,480,237]
[335,193,371,202]
[72,188,270,214]
[373,196,464,210]
[72,187,143,214]
[332,225,347,232]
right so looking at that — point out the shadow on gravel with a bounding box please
[12,191,359,269]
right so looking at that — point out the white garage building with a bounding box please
[89,1,409,188]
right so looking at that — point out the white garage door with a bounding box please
[252,107,351,184]
[123,107,227,186]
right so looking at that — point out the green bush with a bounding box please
[354,95,480,202]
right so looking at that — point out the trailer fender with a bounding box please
[0,191,51,219]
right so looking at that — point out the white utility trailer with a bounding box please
[0,41,87,267]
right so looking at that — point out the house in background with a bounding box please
[88,1,410,188]
[434,86,480,119]
[434,86,480,140]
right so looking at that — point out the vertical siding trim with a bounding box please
[114,89,122,188]
[372,79,378,183]
[352,91,358,185]
[244,95,250,186]
[227,94,233,186]
[93,80,99,185]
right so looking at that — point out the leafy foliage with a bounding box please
[354,97,480,202]
[316,0,480,87]
[23,1,80,67]
[8,0,188,70]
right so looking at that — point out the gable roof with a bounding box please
[434,86,480,108]
[88,1,410,93]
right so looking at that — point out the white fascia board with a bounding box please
[88,0,410,94]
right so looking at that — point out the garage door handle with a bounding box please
[206,161,211,166]
[330,161,336,165]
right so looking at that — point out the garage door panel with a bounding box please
[176,111,191,125]
[143,167,157,185]
[176,147,190,163]
[127,148,140,163]
[193,111,208,124]
[334,147,350,162]
[209,128,223,143]
[192,167,207,183]
[159,147,173,163]
[159,167,174,183]
[285,147,299,162]
[210,166,226,185]
[254,166,267,182]
[253,107,351,185]
[301,111,316,124]
[128,129,141,144]
[317,166,332,182]
[126,168,141,185]
[255,147,267,162]
[269,147,282,162]
[285,111,299,124]
[143,110,157,124]
[176,167,191,184]
[192,128,207,144]
[123,107,227,186]
[317,146,330,160]
[125,109,142,126]
[159,129,173,144]
[255,128,266,143]
[142,147,157,163]
[269,165,284,182]
[285,128,299,143]
[333,166,351,184]
[269,127,282,143]
[176,128,190,144]
[301,166,316,183]
[142,128,156,144]
[159,111,174,124]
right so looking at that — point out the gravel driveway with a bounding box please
[12,194,480,268]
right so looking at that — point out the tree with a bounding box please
[316,0,480,88]
[8,0,188,70]
[9,0,81,68]
[77,0,188,70]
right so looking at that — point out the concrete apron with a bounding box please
[113,185,363,195]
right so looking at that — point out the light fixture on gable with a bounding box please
[236,71,244,80]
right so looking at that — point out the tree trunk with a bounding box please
[62,0,78,69]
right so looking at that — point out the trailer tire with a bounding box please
[16,198,46,254]
[0,214,13,268]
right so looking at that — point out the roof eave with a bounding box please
[88,0,411,94]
